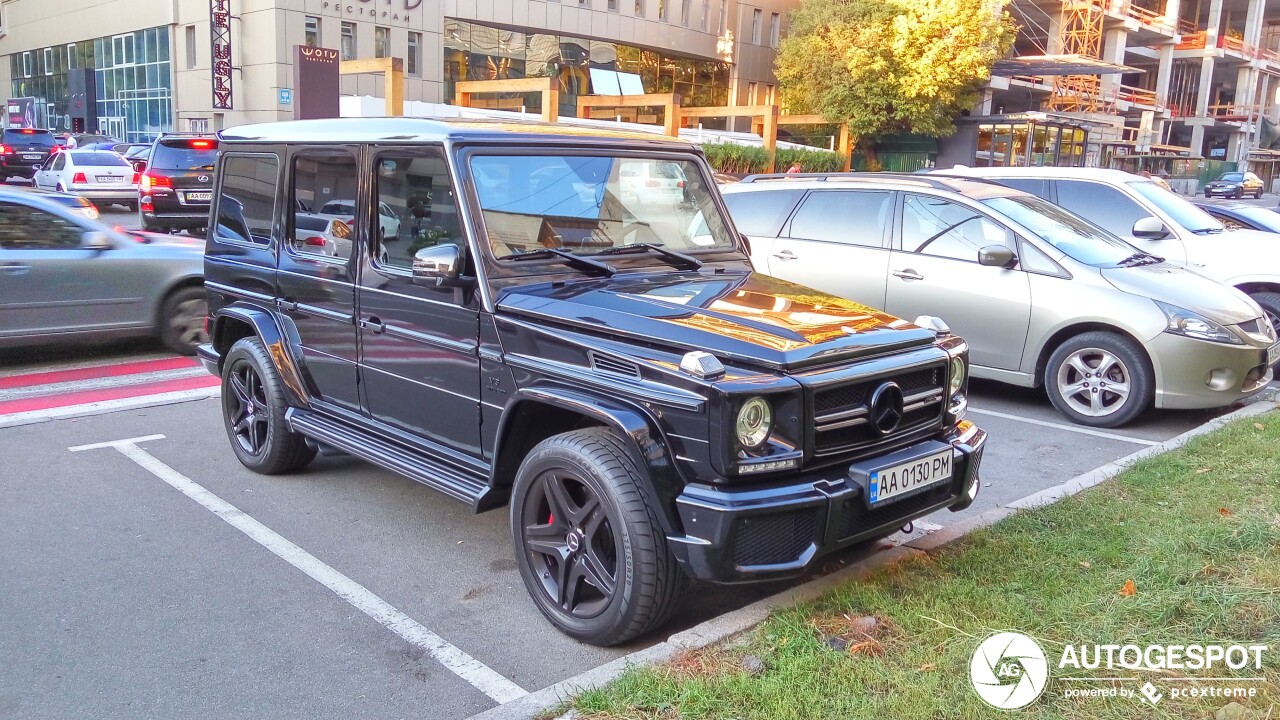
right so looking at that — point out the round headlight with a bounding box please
[948,356,966,396]
[736,397,773,449]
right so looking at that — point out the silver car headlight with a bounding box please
[948,355,966,396]
[1155,300,1243,345]
[735,396,773,450]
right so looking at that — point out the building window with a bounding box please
[700,0,709,30]
[719,1,727,33]
[43,48,53,75]
[112,34,135,66]
[22,51,32,77]
[608,0,618,9]
[747,81,757,105]
[681,0,691,26]
[188,118,210,133]
[635,0,644,15]
[769,12,780,47]
[341,21,356,60]
[304,16,320,47]
[765,83,775,104]
[374,26,389,58]
[67,43,77,69]
[659,0,667,21]
[751,9,762,44]
[185,25,197,69]
[407,31,421,76]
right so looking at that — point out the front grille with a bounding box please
[810,363,947,457]
[837,482,954,541]
[731,509,818,567]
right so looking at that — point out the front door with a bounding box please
[276,148,362,411]
[1054,179,1188,265]
[357,147,482,457]
[35,152,64,189]
[886,193,1031,371]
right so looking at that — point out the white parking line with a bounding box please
[68,435,528,705]
[967,407,1159,446]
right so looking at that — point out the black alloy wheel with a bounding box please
[226,361,270,457]
[220,337,315,474]
[521,469,620,620]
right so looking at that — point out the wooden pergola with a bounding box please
[454,77,559,123]
[340,57,405,117]
[577,93,683,137]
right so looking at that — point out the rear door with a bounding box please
[35,151,64,189]
[769,188,896,309]
[721,188,805,270]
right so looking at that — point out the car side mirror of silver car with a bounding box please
[81,231,115,251]
[412,244,462,286]
[1132,216,1171,239]
[978,245,1017,268]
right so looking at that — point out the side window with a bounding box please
[789,190,892,247]
[901,194,1013,262]
[0,201,85,249]
[722,189,804,238]
[290,151,358,260]
[1017,239,1063,275]
[1056,180,1149,237]
[374,150,465,271]
[50,153,66,171]
[215,154,279,245]
[995,177,1049,199]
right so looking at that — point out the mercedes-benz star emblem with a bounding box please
[868,382,905,435]
[198,175,209,182]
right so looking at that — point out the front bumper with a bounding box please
[1149,332,1274,409]
[667,421,986,583]
[1205,186,1241,196]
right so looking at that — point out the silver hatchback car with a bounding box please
[0,187,207,354]
[723,174,1278,427]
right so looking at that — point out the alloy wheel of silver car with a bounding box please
[1055,348,1132,418]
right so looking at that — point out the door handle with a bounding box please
[0,264,30,276]
[772,249,798,261]
[361,317,386,334]
[277,298,298,312]
[892,269,924,281]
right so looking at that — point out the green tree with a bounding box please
[776,0,1016,167]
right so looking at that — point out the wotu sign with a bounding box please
[210,0,234,109]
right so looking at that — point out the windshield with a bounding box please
[982,195,1146,267]
[71,151,130,167]
[1127,181,1223,233]
[470,154,738,263]
[1220,173,1245,182]
[5,129,55,147]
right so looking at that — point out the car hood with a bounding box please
[496,271,938,371]
[1207,181,1241,187]
[1101,261,1260,325]
[1182,227,1280,282]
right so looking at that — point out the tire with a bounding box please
[1249,292,1280,371]
[1044,331,1153,428]
[56,183,65,193]
[220,336,316,474]
[158,286,209,355]
[1257,189,1265,199]
[1233,188,1244,199]
[510,428,686,646]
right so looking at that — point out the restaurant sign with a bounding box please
[210,0,234,109]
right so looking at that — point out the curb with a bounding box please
[460,399,1279,720]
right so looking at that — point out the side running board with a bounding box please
[286,408,491,510]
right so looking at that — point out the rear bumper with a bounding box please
[75,188,138,202]
[668,421,986,583]
[143,207,210,228]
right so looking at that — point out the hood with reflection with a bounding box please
[497,271,937,370]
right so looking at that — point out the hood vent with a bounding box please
[589,351,641,379]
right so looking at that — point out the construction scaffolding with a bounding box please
[1049,0,1106,112]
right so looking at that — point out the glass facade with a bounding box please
[8,26,172,142]
[443,18,731,120]
[975,122,1088,167]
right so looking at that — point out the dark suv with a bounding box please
[1,128,57,181]
[198,118,987,646]
[140,134,219,234]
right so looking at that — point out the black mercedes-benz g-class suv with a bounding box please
[198,118,986,646]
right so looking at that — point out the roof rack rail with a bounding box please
[738,172,858,183]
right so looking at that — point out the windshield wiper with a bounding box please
[1190,227,1224,235]
[1117,252,1164,266]
[495,247,616,276]
[593,242,703,270]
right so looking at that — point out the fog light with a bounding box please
[1205,368,1236,391]
[737,458,800,474]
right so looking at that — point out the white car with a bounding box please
[293,213,355,258]
[945,167,1280,328]
[619,159,688,206]
[319,199,401,240]
[33,150,138,210]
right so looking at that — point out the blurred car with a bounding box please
[293,212,355,258]
[0,187,206,354]
[944,166,1280,330]
[724,173,1278,427]
[71,133,118,148]
[140,134,219,234]
[20,187,101,220]
[1196,202,1280,233]
[714,172,740,185]
[122,144,151,173]
[318,199,401,240]
[0,128,57,182]
[32,150,139,210]
[619,159,688,205]
[1204,171,1264,199]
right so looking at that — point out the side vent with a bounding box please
[589,351,641,379]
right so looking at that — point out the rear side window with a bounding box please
[215,154,279,245]
[722,189,804,238]
[4,129,55,147]
[788,190,892,247]
[994,177,1051,199]
[70,152,130,167]
[152,139,219,170]
[291,151,359,260]
[1055,180,1149,237]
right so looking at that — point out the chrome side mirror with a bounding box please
[978,245,1017,268]
[81,231,114,251]
[412,244,461,286]
[1132,216,1171,240]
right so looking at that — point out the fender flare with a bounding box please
[493,385,687,535]
[212,303,313,407]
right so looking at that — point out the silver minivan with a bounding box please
[722,174,1278,427]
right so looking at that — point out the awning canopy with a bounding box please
[992,55,1143,77]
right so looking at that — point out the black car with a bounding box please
[140,134,219,234]
[1196,201,1280,233]
[0,128,57,181]
[198,118,987,646]
[1204,171,1265,199]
